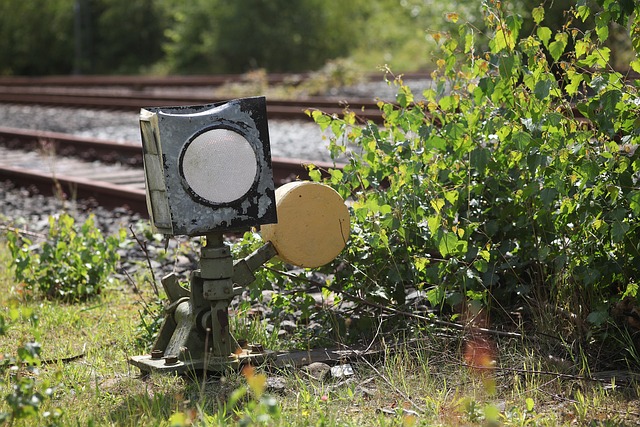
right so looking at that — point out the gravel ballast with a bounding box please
[0,104,330,161]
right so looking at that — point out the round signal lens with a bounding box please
[181,128,257,204]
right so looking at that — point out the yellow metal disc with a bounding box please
[260,181,350,268]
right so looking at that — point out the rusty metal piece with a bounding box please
[164,355,179,365]
[151,350,164,360]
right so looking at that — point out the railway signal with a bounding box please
[138,96,277,235]
[130,97,350,374]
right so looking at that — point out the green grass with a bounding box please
[1,230,640,426]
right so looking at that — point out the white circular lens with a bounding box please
[181,129,257,204]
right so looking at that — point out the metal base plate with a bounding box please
[129,350,275,375]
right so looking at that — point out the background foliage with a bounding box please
[298,0,640,366]
[0,0,74,75]
[0,0,613,76]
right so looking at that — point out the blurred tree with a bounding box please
[74,0,92,74]
[160,0,222,74]
[0,0,635,76]
[349,0,438,71]
[0,0,167,75]
[91,0,168,74]
[0,0,75,75]
[162,0,365,74]
[214,0,350,72]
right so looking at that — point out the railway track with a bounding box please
[0,73,312,88]
[0,72,432,88]
[0,90,384,122]
[0,127,343,216]
[0,74,388,122]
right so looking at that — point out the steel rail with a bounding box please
[0,126,143,165]
[0,73,312,87]
[0,127,344,216]
[0,90,384,122]
[0,164,148,213]
[0,85,381,107]
[0,72,433,88]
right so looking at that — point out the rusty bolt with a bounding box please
[151,349,164,360]
[164,355,179,365]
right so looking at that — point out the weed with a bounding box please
[7,213,125,302]
[0,303,63,426]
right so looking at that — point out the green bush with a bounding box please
[90,0,167,74]
[161,0,365,74]
[301,1,640,355]
[0,0,74,75]
[7,213,124,302]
